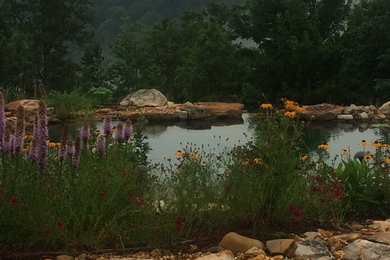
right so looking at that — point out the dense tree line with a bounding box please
[0,0,389,107]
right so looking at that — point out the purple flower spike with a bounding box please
[115,122,124,142]
[103,116,112,135]
[80,122,90,150]
[97,135,105,156]
[3,130,14,153]
[67,140,75,156]
[72,137,81,167]
[14,106,25,154]
[0,91,5,147]
[29,138,38,161]
[37,101,48,169]
[124,119,132,140]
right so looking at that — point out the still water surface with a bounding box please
[49,114,390,164]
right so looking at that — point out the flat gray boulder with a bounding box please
[120,89,168,107]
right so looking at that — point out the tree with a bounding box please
[233,0,350,104]
[340,0,390,104]
[17,0,94,93]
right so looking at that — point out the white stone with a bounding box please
[337,114,354,120]
[344,239,390,260]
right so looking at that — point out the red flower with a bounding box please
[100,190,107,197]
[312,185,322,193]
[108,231,115,239]
[333,187,343,199]
[130,222,138,228]
[332,218,339,227]
[0,188,4,196]
[44,228,51,237]
[225,183,233,192]
[319,198,328,205]
[285,203,303,220]
[57,221,65,229]
[174,218,186,232]
[10,196,18,206]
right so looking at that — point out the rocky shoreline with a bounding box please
[3,89,390,127]
[6,219,389,260]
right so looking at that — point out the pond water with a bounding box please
[49,114,390,165]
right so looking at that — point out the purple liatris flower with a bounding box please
[124,119,132,140]
[29,138,38,161]
[103,115,112,135]
[72,136,81,167]
[0,91,5,147]
[3,130,14,153]
[58,125,68,162]
[115,122,124,142]
[13,106,25,154]
[97,135,105,156]
[33,113,38,139]
[80,122,90,150]
[37,101,48,169]
[67,140,75,156]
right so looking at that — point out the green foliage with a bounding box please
[45,90,95,120]
[88,87,113,105]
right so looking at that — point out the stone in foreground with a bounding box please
[195,250,235,260]
[344,239,390,260]
[265,239,297,258]
[218,232,265,253]
[295,240,335,260]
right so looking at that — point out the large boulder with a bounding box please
[5,99,40,115]
[297,103,344,120]
[194,102,244,118]
[120,89,168,107]
[379,101,390,115]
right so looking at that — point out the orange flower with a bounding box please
[360,140,369,146]
[317,143,330,150]
[295,105,306,112]
[284,111,296,117]
[341,149,349,156]
[385,156,390,164]
[174,150,185,156]
[372,141,381,149]
[300,154,308,162]
[284,100,296,110]
[253,158,262,165]
[260,103,273,109]
[190,152,200,158]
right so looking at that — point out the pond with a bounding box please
[49,114,390,165]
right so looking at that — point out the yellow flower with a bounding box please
[190,152,200,158]
[300,154,308,162]
[24,134,34,140]
[55,142,62,147]
[284,111,296,117]
[360,140,369,146]
[22,147,30,153]
[260,103,273,109]
[317,143,330,150]
[372,141,381,149]
[341,149,349,156]
[284,100,296,110]
[174,150,185,156]
[295,105,306,112]
[382,143,390,148]
[95,130,101,135]
[364,151,372,156]
[48,142,57,148]
[385,156,390,164]
[253,158,262,165]
[364,155,372,162]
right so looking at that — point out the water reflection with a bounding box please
[48,114,390,165]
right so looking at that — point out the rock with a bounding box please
[344,106,355,114]
[331,233,360,242]
[295,240,335,260]
[337,114,354,120]
[271,255,283,260]
[208,246,224,253]
[244,247,266,258]
[375,113,387,120]
[379,101,390,115]
[344,239,390,260]
[370,220,390,232]
[265,239,297,258]
[369,105,377,113]
[297,104,344,120]
[317,229,333,238]
[5,99,40,114]
[359,112,369,120]
[195,250,235,260]
[167,101,176,108]
[56,255,74,260]
[150,249,162,257]
[367,232,390,245]
[218,232,266,253]
[193,102,244,118]
[303,232,323,241]
[181,103,213,120]
[120,89,168,107]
